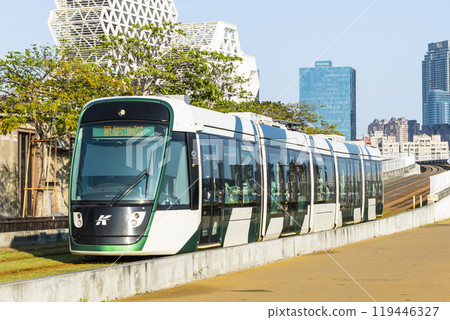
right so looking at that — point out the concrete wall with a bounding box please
[1,195,450,302]
[0,132,20,218]
[383,163,421,181]
[0,129,71,218]
[0,229,69,248]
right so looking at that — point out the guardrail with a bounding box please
[416,153,450,162]
[382,154,415,172]
[430,170,450,195]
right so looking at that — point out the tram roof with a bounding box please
[81,96,381,159]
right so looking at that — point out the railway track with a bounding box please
[382,164,447,217]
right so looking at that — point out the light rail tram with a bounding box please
[69,96,383,255]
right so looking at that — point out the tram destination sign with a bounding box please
[93,125,155,137]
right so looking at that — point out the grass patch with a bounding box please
[0,242,113,284]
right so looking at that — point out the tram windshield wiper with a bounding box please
[107,149,154,207]
[106,168,150,207]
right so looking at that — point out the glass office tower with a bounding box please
[423,90,450,126]
[422,41,450,126]
[299,61,356,141]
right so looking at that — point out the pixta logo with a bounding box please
[96,215,112,226]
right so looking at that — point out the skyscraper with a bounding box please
[422,40,450,126]
[299,61,356,141]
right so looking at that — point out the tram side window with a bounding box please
[288,150,299,212]
[376,161,383,198]
[370,161,378,198]
[224,139,241,205]
[266,146,282,214]
[313,153,336,204]
[157,133,190,207]
[280,147,289,207]
[338,158,348,206]
[210,136,223,205]
[292,150,310,212]
[364,160,373,198]
[200,134,213,205]
[240,141,260,205]
[353,159,362,207]
[348,158,355,207]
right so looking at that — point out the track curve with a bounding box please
[383,164,447,217]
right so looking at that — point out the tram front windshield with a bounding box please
[71,122,168,203]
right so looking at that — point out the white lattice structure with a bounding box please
[48,0,178,63]
[178,21,260,99]
[48,3,260,100]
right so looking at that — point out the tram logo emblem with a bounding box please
[96,215,112,226]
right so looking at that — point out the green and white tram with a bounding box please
[69,96,383,256]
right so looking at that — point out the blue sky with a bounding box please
[1,0,450,137]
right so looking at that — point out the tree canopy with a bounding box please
[212,99,342,135]
[0,45,132,139]
[100,22,252,109]
[0,23,340,138]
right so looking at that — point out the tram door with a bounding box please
[199,134,223,246]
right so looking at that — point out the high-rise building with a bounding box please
[423,90,450,126]
[408,120,421,142]
[384,117,409,144]
[368,119,388,136]
[367,117,421,149]
[299,61,356,141]
[422,41,450,126]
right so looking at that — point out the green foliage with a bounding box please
[0,45,133,216]
[213,99,342,135]
[100,22,252,108]
[0,45,132,139]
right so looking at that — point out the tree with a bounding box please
[0,45,132,216]
[212,99,342,135]
[100,22,252,108]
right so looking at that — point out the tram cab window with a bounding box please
[157,132,190,208]
[71,122,168,202]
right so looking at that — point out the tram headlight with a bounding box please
[73,212,83,228]
[128,211,145,228]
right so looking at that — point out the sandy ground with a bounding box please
[119,220,450,302]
